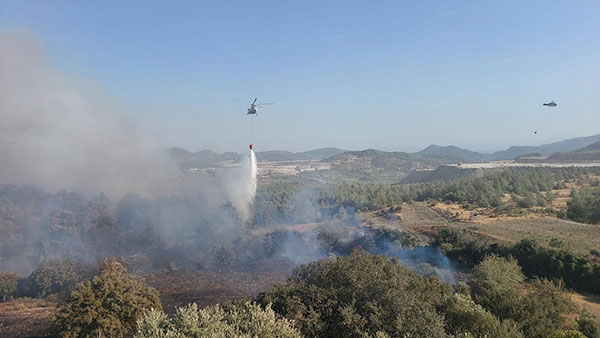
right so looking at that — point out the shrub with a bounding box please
[20,259,78,298]
[0,273,19,302]
[212,245,235,270]
[441,293,523,338]
[567,187,600,224]
[470,256,575,338]
[578,309,600,338]
[517,279,575,338]
[549,330,587,338]
[134,301,302,338]
[258,250,454,337]
[471,255,524,318]
[53,260,161,338]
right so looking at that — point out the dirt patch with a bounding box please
[571,292,600,318]
[0,298,57,337]
[432,203,479,222]
[144,260,294,314]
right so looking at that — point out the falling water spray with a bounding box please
[249,148,258,204]
[229,148,258,223]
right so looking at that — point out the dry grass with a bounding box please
[365,201,600,258]
[144,260,294,314]
[571,292,600,318]
[432,202,475,221]
[450,217,600,257]
[0,262,295,336]
[0,298,57,337]
[363,203,449,229]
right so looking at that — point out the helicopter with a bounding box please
[543,100,557,107]
[246,98,273,115]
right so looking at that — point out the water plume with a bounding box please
[230,149,257,223]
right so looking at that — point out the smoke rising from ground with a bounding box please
[0,31,456,283]
[0,31,262,273]
[0,31,257,213]
[0,32,177,197]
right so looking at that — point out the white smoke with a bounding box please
[0,31,258,226]
[0,31,182,198]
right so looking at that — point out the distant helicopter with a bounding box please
[246,98,273,115]
[543,100,557,107]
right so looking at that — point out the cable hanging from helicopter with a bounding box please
[243,98,273,150]
[535,100,557,135]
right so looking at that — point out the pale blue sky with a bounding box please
[1,1,599,153]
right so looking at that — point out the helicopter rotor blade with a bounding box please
[257,102,274,105]
[252,98,257,104]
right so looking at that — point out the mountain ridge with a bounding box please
[165,133,600,169]
[414,144,488,163]
[490,133,600,160]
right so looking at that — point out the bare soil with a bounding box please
[571,292,600,318]
[0,298,57,338]
[144,260,294,314]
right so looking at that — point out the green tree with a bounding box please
[549,330,587,338]
[470,255,576,338]
[54,260,161,338]
[258,250,453,338]
[212,245,235,270]
[517,279,575,338]
[134,301,302,338]
[578,309,600,338]
[21,259,78,298]
[567,187,600,224]
[441,293,523,338]
[0,273,19,302]
[471,255,524,319]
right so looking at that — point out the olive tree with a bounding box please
[54,260,161,338]
[134,301,302,338]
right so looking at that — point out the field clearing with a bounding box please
[258,160,331,177]
[571,292,600,318]
[144,260,294,314]
[362,203,451,241]
[365,202,600,258]
[453,217,600,257]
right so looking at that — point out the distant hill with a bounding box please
[321,149,437,183]
[414,145,489,163]
[300,147,346,159]
[166,147,347,168]
[491,134,600,160]
[166,148,241,170]
[165,134,600,174]
[572,141,600,153]
[255,150,301,162]
[256,147,346,162]
[546,141,600,162]
[397,165,481,184]
[327,149,412,161]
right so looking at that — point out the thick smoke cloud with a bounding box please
[0,32,456,283]
[0,31,260,274]
[0,31,255,208]
[0,32,175,197]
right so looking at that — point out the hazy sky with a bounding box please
[1,1,599,153]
